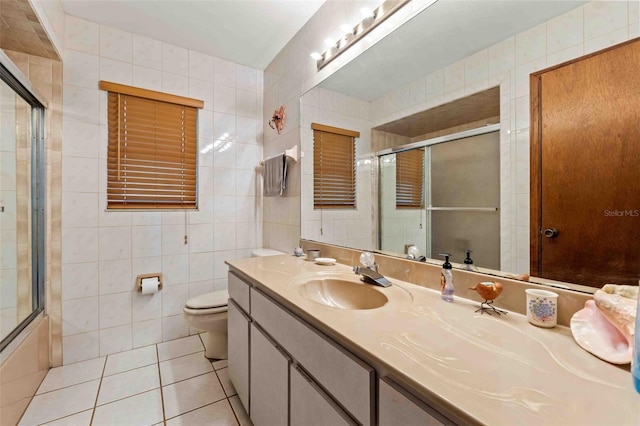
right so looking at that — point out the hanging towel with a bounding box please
[263,153,288,197]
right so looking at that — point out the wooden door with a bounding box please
[531,38,640,287]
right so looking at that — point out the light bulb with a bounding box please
[340,24,353,34]
[309,52,322,60]
[360,7,374,18]
[324,38,335,48]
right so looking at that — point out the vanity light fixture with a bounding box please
[311,0,412,70]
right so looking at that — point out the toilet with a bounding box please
[183,248,284,359]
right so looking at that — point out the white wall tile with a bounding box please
[162,72,189,97]
[99,292,131,328]
[62,228,99,264]
[100,58,132,85]
[62,157,99,193]
[62,262,99,301]
[63,192,99,228]
[63,331,100,364]
[132,34,163,70]
[584,0,628,40]
[162,314,189,341]
[100,324,132,356]
[236,65,258,92]
[488,37,515,77]
[64,15,99,55]
[188,224,214,253]
[99,226,132,261]
[63,120,100,158]
[189,79,214,110]
[188,51,213,82]
[189,252,214,282]
[547,7,584,54]
[235,117,257,143]
[132,65,162,91]
[100,26,132,63]
[213,167,235,196]
[584,26,629,54]
[131,256,162,280]
[99,259,132,295]
[162,284,189,316]
[236,89,257,118]
[132,291,162,323]
[132,226,162,258]
[162,225,190,256]
[163,44,189,76]
[161,254,189,289]
[62,296,99,336]
[133,319,162,348]
[63,85,100,125]
[213,58,236,87]
[516,22,547,65]
[213,84,236,114]
[64,49,99,89]
[213,223,236,251]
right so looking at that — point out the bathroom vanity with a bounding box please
[226,255,639,426]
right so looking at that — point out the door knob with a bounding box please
[543,228,558,238]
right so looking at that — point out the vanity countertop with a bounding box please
[226,255,639,426]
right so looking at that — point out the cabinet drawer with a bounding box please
[379,378,449,426]
[290,364,355,426]
[228,272,250,312]
[251,288,374,426]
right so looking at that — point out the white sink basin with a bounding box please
[297,278,388,310]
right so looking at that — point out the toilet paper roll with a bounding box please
[141,277,160,294]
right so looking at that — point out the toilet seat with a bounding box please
[184,290,228,316]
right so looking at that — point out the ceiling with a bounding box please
[319,0,586,101]
[60,0,326,70]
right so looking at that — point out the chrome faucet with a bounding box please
[353,252,391,287]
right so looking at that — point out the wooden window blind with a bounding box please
[101,81,203,210]
[312,123,360,209]
[396,148,424,209]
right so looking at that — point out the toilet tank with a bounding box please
[251,248,285,257]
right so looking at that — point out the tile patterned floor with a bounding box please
[19,335,252,426]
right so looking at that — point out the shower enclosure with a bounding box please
[379,128,500,270]
[0,55,46,352]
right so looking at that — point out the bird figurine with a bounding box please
[469,281,507,315]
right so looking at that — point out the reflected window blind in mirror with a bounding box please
[396,148,424,209]
[312,123,359,209]
[100,81,203,209]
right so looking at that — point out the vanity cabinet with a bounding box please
[378,378,450,426]
[251,287,374,425]
[290,364,355,426]
[250,323,290,426]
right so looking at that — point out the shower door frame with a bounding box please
[0,52,47,353]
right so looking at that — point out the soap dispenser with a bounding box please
[461,250,479,272]
[439,253,455,302]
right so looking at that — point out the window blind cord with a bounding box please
[184,210,188,245]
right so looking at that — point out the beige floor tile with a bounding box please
[92,389,163,426]
[165,400,239,426]
[212,359,228,370]
[216,367,237,397]
[157,335,204,362]
[40,409,93,425]
[19,380,99,425]
[103,345,157,376]
[229,395,252,426]
[97,364,160,406]
[163,372,226,419]
[159,351,213,386]
[37,357,105,394]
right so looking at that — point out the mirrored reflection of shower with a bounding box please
[379,130,500,270]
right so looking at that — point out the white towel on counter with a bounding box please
[263,153,288,197]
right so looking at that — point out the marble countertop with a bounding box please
[226,255,639,426]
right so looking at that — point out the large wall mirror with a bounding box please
[300,0,640,292]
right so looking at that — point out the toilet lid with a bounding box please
[186,290,228,309]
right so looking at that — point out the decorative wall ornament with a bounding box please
[269,106,286,134]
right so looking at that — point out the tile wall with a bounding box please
[61,15,264,364]
[300,87,373,250]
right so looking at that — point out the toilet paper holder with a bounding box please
[136,273,163,292]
